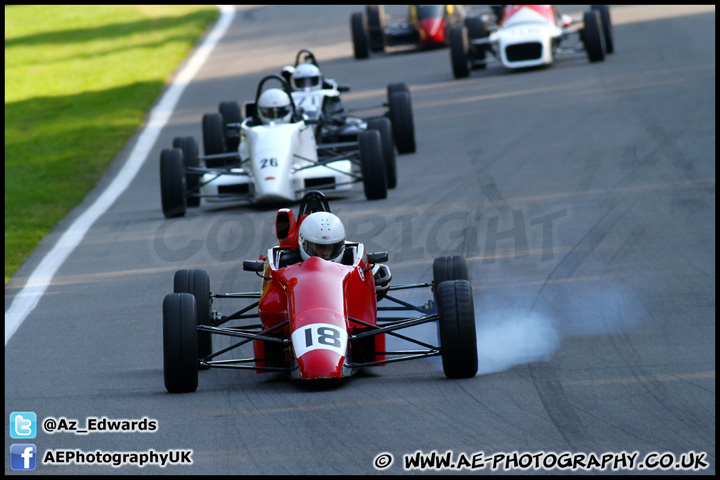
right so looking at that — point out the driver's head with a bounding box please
[257,88,293,125]
[292,63,323,91]
[298,212,345,262]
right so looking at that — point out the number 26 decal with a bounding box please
[260,157,278,168]
[291,323,348,358]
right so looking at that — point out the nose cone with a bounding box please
[419,18,446,46]
[295,349,345,379]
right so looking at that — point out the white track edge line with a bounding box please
[5,5,236,345]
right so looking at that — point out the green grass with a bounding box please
[5,5,219,283]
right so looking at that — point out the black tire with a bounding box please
[358,130,387,200]
[591,5,614,54]
[160,148,186,218]
[219,101,242,152]
[173,269,212,368]
[583,10,605,63]
[449,24,470,79]
[464,16,487,69]
[366,5,385,52]
[202,112,226,156]
[433,255,469,294]
[387,82,410,99]
[163,293,198,393]
[172,136,200,208]
[350,12,370,60]
[388,91,415,154]
[437,280,478,379]
[367,117,397,189]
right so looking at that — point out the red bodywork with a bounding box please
[418,17,448,47]
[500,5,559,27]
[253,213,385,380]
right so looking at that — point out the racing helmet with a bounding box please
[257,88,293,125]
[298,212,346,263]
[291,63,323,91]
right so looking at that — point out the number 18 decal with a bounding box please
[291,324,348,358]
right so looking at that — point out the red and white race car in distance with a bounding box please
[162,191,479,392]
[351,5,467,59]
[449,5,614,79]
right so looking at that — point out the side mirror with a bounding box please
[337,84,350,92]
[276,208,296,242]
[367,251,388,264]
[243,260,264,272]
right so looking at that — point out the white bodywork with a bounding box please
[201,118,353,204]
[490,6,561,68]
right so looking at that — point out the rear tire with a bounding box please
[388,91,415,154]
[449,25,470,79]
[202,112,226,157]
[366,5,385,52]
[464,16,487,69]
[160,148,187,218]
[350,12,370,60]
[173,269,212,368]
[359,130,387,200]
[219,101,242,152]
[437,280,478,379]
[591,5,614,54]
[583,10,605,63]
[433,255,469,294]
[172,136,200,207]
[163,293,199,393]
[367,117,396,189]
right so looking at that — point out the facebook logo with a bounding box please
[10,444,37,471]
[10,411,37,439]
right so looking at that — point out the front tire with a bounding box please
[367,117,396,189]
[366,5,385,52]
[174,269,212,368]
[388,91,416,154]
[433,255,469,294]
[219,101,242,152]
[202,112,226,157]
[464,16,487,69]
[160,148,187,218]
[437,280,478,379]
[163,293,199,393]
[359,130,387,200]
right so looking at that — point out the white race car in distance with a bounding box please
[449,5,614,79]
[159,75,390,218]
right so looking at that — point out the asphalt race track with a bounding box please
[5,5,715,475]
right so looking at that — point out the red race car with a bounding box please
[162,191,478,392]
[351,5,467,59]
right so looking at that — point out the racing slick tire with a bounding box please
[367,117,397,189]
[388,91,416,154]
[350,12,370,60]
[160,148,187,218]
[202,112,227,162]
[591,5,614,54]
[583,10,605,63]
[359,130,387,200]
[449,25,470,79]
[387,82,410,99]
[163,293,199,393]
[172,136,200,207]
[437,280,478,379]
[174,269,212,369]
[366,5,385,52]
[464,16,487,69]
[219,101,242,152]
[432,255,469,295]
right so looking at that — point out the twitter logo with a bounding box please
[10,412,37,439]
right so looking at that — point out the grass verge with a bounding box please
[5,5,219,283]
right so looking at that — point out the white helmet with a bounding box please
[257,88,293,124]
[298,212,346,262]
[292,64,323,91]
